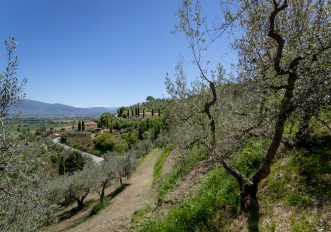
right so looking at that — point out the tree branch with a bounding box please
[268,0,288,75]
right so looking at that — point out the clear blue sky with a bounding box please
[0,0,237,107]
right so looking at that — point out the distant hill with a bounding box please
[9,99,117,117]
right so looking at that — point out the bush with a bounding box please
[65,151,86,174]
[94,133,129,153]
[138,117,162,140]
[121,131,138,147]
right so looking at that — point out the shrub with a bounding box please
[121,131,138,147]
[94,133,128,153]
[65,151,86,174]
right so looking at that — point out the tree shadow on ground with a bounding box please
[57,183,130,222]
[293,135,331,208]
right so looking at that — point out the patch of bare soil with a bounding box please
[67,150,160,232]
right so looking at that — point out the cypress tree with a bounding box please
[59,156,65,175]
[78,121,81,131]
[143,109,145,118]
[158,109,161,117]
[152,109,154,116]
[82,121,85,131]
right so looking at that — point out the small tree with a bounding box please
[78,121,81,131]
[99,112,111,128]
[82,121,85,131]
[68,167,94,210]
[58,156,66,175]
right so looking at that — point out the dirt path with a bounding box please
[68,150,160,232]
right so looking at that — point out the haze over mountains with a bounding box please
[10,99,117,117]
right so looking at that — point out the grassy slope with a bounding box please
[136,136,331,231]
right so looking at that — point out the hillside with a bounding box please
[9,99,117,117]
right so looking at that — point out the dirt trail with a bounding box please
[68,150,160,232]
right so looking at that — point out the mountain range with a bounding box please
[9,99,117,117]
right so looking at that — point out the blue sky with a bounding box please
[0,0,237,107]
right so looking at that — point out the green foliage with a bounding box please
[89,199,110,216]
[94,133,129,153]
[290,213,315,232]
[0,37,26,118]
[112,117,137,130]
[0,137,52,231]
[232,139,266,177]
[146,96,155,102]
[35,124,47,136]
[98,112,111,128]
[113,137,129,153]
[284,120,299,137]
[138,117,162,140]
[153,145,175,182]
[65,152,86,174]
[121,131,138,147]
[78,121,81,131]
[117,107,128,118]
[58,155,66,175]
[82,121,85,131]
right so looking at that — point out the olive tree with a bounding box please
[91,158,116,202]
[0,37,26,143]
[168,0,330,231]
[0,138,53,231]
[49,163,95,210]
[0,38,52,231]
